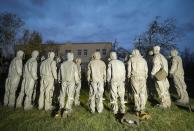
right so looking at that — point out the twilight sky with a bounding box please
[0,0,194,51]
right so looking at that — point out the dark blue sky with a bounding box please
[1,0,194,51]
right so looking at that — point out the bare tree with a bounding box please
[0,12,24,57]
[45,40,56,45]
[18,29,31,45]
[134,16,181,56]
[112,39,119,51]
[17,30,42,58]
[19,30,42,45]
[112,39,130,60]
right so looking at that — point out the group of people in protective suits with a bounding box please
[3,45,190,118]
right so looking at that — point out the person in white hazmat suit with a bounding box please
[74,58,82,106]
[169,49,189,104]
[87,52,106,113]
[4,50,24,107]
[58,53,79,114]
[151,46,171,108]
[16,50,39,110]
[107,52,126,114]
[39,52,57,111]
[128,49,148,113]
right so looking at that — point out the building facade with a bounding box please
[41,42,112,63]
[16,42,112,64]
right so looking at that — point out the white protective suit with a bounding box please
[128,49,148,112]
[87,52,106,113]
[170,49,189,104]
[58,53,79,113]
[4,50,24,107]
[151,46,171,108]
[16,50,39,110]
[107,52,126,114]
[39,52,57,111]
[74,58,82,106]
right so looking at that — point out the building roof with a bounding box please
[41,42,112,46]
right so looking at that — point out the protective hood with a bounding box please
[16,50,24,58]
[49,52,55,59]
[153,46,160,55]
[170,49,178,57]
[110,52,117,60]
[67,53,74,61]
[93,52,101,60]
[132,49,141,57]
[31,50,39,58]
[75,58,81,64]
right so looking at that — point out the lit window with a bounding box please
[84,49,88,56]
[102,49,107,55]
[77,49,82,56]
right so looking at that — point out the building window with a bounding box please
[65,50,71,54]
[51,49,59,56]
[102,49,107,55]
[56,48,60,56]
[96,49,100,52]
[77,49,82,56]
[84,49,88,56]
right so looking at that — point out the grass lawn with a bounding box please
[0,88,194,131]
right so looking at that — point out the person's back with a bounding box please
[8,57,22,78]
[169,49,189,104]
[8,58,17,77]
[60,61,77,82]
[173,56,184,76]
[151,46,171,109]
[154,53,168,73]
[40,58,53,78]
[130,55,147,78]
[89,59,106,82]
[128,49,148,113]
[4,50,24,107]
[87,52,106,113]
[58,53,79,115]
[107,52,126,114]
[39,52,56,111]
[109,59,125,82]
[23,58,37,79]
